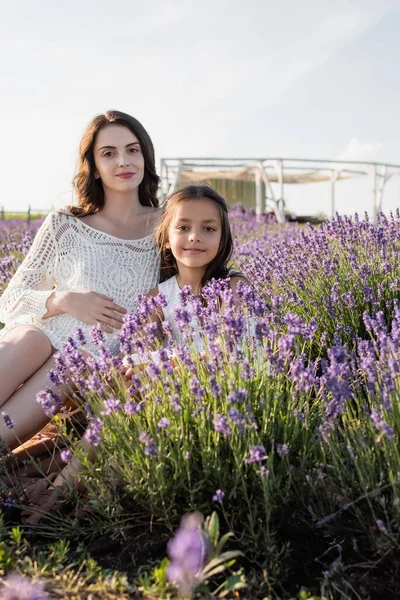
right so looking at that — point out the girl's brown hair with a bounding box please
[156,185,234,286]
[68,110,159,217]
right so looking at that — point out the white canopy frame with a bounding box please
[160,157,400,223]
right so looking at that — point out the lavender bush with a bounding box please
[1,210,399,598]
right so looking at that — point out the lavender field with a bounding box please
[1,210,400,600]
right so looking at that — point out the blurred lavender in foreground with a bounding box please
[1,572,49,600]
[167,512,209,596]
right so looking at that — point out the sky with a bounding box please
[1,0,399,216]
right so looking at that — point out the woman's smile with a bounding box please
[116,171,135,179]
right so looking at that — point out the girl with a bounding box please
[122,184,245,379]
[0,110,161,453]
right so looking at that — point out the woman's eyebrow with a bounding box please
[98,142,141,150]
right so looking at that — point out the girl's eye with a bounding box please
[177,226,189,231]
[103,151,114,157]
[205,226,216,232]
[129,147,139,153]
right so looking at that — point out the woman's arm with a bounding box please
[0,214,126,333]
[0,214,58,324]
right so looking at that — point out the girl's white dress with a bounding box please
[0,212,160,357]
[123,275,261,368]
[158,275,204,351]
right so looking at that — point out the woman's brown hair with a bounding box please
[156,185,234,286]
[68,110,159,217]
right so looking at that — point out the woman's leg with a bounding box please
[0,350,93,523]
[0,353,68,450]
[0,326,53,408]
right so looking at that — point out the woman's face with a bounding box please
[93,124,145,197]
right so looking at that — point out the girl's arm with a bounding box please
[120,286,166,380]
[228,275,250,307]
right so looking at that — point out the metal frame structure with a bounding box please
[160,157,400,223]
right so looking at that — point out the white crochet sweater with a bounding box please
[0,212,160,356]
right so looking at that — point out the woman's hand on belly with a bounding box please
[44,290,127,333]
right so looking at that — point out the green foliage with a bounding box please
[0,525,136,599]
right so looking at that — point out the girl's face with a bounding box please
[93,124,145,197]
[167,198,222,272]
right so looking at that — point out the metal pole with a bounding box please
[371,164,377,224]
[275,159,285,223]
[168,161,183,197]
[255,168,262,216]
[27,205,31,225]
[0,206,4,220]
[330,170,339,217]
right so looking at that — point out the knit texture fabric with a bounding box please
[0,212,160,356]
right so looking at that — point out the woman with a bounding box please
[0,110,161,452]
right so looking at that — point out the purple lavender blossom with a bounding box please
[138,432,158,456]
[246,445,267,464]
[212,414,232,437]
[376,519,389,535]
[101,395,122,416]
[124,400,145,415]
[276,443,289,457]
[36,389,62,417]
[371,409,395,440]
[227,388,248,404]
[1,572,49,599]
[227,408,246,433]
[60,449,72,463]
[212,489,225,503]
[158,417,171,429]
[84,417,103,447]
[2,411,14,429]
[167,513,209,595]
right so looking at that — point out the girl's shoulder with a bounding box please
[226,268,248,284]
[227,271,251,296]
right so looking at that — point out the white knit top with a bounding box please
[0,212,160,356]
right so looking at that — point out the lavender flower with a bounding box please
[138,432,158,456]
[84,417,103,447]
[376,519,389,535]
[276,443,289,457]
[60,449,72,463]
[212,414,232,437]
[212,489,225,503]
[36,389,62,417]
[158,417,171,429]
[227,388,248,404]
[1,572,49,599]
[371,409,395,441]
[246,445,267,464]
[167,513,209,596]
[2,412,14,429]
[101,395,122,416]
